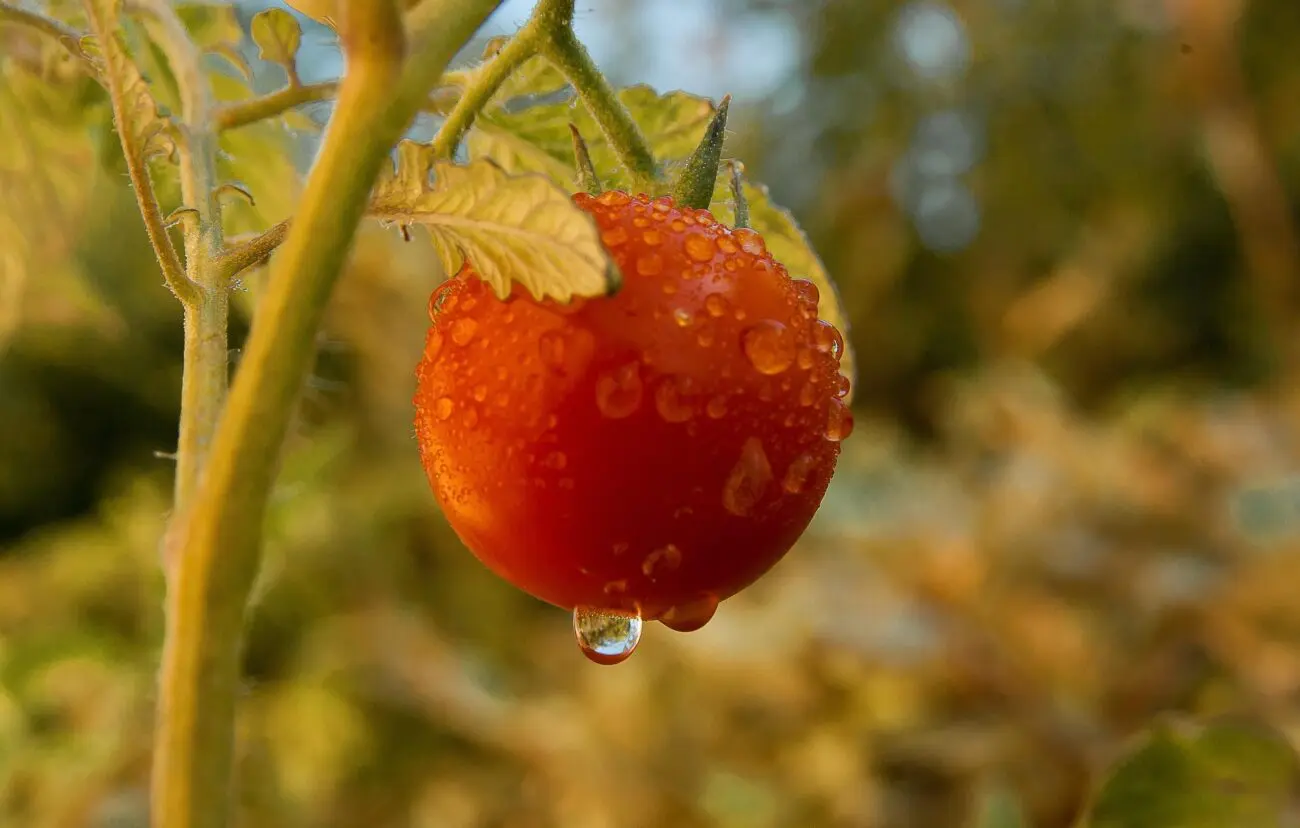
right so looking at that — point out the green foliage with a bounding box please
[249,8,302,83]
[1082,719,1300,828]
[368,144,618,300]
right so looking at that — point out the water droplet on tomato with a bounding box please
[662,280,678,295]
[825,399,854,442]
[704,293,729,318]
[660,594,719,633]
[597,191,630,206]
[652,197,673,213]
[706,395,727,419]
[434,397,453,420]
[832,373,852,399]
[742,320,795,375]
[595,362,644,419]
[636,254,663,276]
[602,226,629,247]
[423,330,444,362]
[782,453,816,493]
[798,383,816,407]
[684,235,715,262]
[542,450,567,470]
[697,328,716,347]
[792,278,820,308]
[573,607,642,665]
[654,377,694,423]
[672,308,693,327]
[796,348,815,370]
[672,219,688,232]
[643,229,662,246]
[723,437,774,517]
[641,543,683,578]
[733,227,766,255]
[464,407,479,428]
[472,384,488,402]
[717,236,738,254]
[450,318,478,346]
[538,331,565,368]
[813,320,845,359]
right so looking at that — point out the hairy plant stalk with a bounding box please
[430,23,540,158]
[153,2,505,826]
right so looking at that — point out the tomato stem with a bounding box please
[152,2,503,827]
[535,0,659,194]
[728,161,750,229]
[429,20,541,159]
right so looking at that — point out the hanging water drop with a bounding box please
[722,437,774,517]
[573,607,643,665]
[450,317,478,346]
[742,320,796,375]
[595,362,644,418]
[684,234,716,262]
[660,594,720,633]
[825,399,854,442]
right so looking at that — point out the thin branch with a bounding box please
[534,0,658,192]
[157,2,505,827]
[0,2,98,76]
[81,0,197,305]
[130,0,228,515]
[429,23,540,158]
[214,80,338,131]
[215,220,290,279]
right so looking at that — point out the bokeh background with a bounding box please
[3,0,1300,825]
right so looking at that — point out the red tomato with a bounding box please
[414,191,851,659]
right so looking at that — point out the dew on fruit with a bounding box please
[684,235,715,262]
[660,594,719,632]
[472,384,488,402]
[704,293,729,318]
[574,607,642,665]
[636,254,663,276]
[434,397,453,420]
[799,383,817,407]
[641,543,683,578]
[602,226,629,247]
[595,362,644,419]
[450,317,478,346]
[672,308,693,327]
[652,197,672,212]
[423,330,444,362]
[538,331,566,368]
[733,227,766,255]
[742,320,796,375]
[672,219,688,232]
[717,236,738,254]
[698,328,716,347]
[603,578,628,596]
[598,191,630,206]
[783,453,816,494]
[542,450,567,470]
[797,348,815,371]
[792,278,820,307]
[832,374,852,399]
[706,394,728,419]
[464,407,479,428]
[654,377,695,423]
[723,437,774,517]
[813,320,845,359]
[662,281,678,295]
[643,229,662,246]
[825,399,854,442]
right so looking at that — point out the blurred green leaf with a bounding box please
[1081,719,1300,828]
[250,8,302,81]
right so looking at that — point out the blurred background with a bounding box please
[3,0,1300,825]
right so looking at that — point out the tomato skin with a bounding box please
[414,191,851,622]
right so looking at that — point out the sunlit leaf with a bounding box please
[83,0,175,162]
[250,8,303,81]
[1081,718,1300,828]
[368,144,617,302]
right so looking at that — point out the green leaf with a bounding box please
[489,54,569,106]
[250,8,303,82]
[468,85,716,193]
[368,143,618,302]
[1081,718,1300,828]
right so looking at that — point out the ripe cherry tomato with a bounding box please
[414,191,851,656]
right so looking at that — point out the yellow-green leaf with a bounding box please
[1081,718,1300,828]
[368,145,617,302]
[250,8,303,80]
[83,0,175,162]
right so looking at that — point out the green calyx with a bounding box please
[671,94,730,210]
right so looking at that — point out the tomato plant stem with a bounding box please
[430,23,541,159]
[81,0,197,306]
[534,0,659,193]
[214,81,338,131]
[154,2,504,826]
